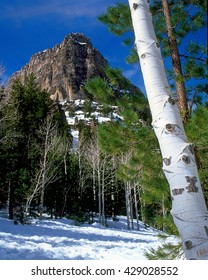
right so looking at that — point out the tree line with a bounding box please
[0,69,171,230]
[0,68,207,232]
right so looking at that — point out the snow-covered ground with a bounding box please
[0,214,178,260]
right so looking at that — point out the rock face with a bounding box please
[5,33,108,101]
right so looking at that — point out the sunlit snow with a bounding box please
[0,215,178,260]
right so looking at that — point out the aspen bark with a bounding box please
[39,127,49,220]
[101,157,106,226]
[125,182,131,230]
[129,184,134,229]
[128,0,208,259]
[134,184,140,230]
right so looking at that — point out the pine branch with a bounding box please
[179,54,207,62]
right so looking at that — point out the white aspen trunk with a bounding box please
[92,162,96,202]
[39,120,50,220]
[25,169,43,215]
[125,182,131,230]
[97,161,102,224]
[61,149,69,218]
[129,185,134,229]
[111,180,115,218]
[128,0,208,259]
[134,184,140,230]
[92,161,96,223]
[101,158,106,226]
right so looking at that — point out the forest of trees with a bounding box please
[0,0,207,259]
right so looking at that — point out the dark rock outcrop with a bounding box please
[5,33,108,101]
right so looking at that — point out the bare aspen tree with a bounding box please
[133,183,140,230]
[128,0,208,259]
[125,182,131,230]
[60,142,71,218]
[85,135,114,226]
[120,151,136,230]
[77,132,90,201]
[26,115,66,218]
[83,136,102,223]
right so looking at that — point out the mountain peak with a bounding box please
[5,33,108,101]
[64,33,92,46]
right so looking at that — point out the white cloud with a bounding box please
[123,64,140,80]
[0,0,113,21]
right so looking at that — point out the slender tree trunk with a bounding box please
[26,168,43,215]
[128,0,208,259]
[97,164,102,224]
[101,158,106,226]
[39,188,44,220]
[39,163,46,220]
[8,181,14,220]
[111,158,117,219]
[61,146,69,218]
[161,0,189,122]
[139,187,147,228]
[111,179,115,218]
[39,129,48,220]
[134,184,140,230]
[129,184,134,229]
[92,161,96,205]
[125,182,131,230]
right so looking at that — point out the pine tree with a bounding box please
[0,75,70,219]
[85,67,173,230]
[161,0,188,121]
[186,106,208,204]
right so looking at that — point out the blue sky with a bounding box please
[0,0,207,95]
[0,0,144,90]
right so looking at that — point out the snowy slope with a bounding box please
[0,215,178,260]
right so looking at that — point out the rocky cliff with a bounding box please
[5,33,108,101]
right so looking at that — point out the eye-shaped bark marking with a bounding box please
[133,3,139,9]
[172,188,184,196]
[184,240,193,250]
[166,123,176,133]
[181,155,191,164]
[185,176,198,193]
[167,96,178,105]
[163,157,171,166]
[205,226,208,236]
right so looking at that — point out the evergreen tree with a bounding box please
[186,106,208,204]
[85,67,174,230]
[0,75,70,219]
